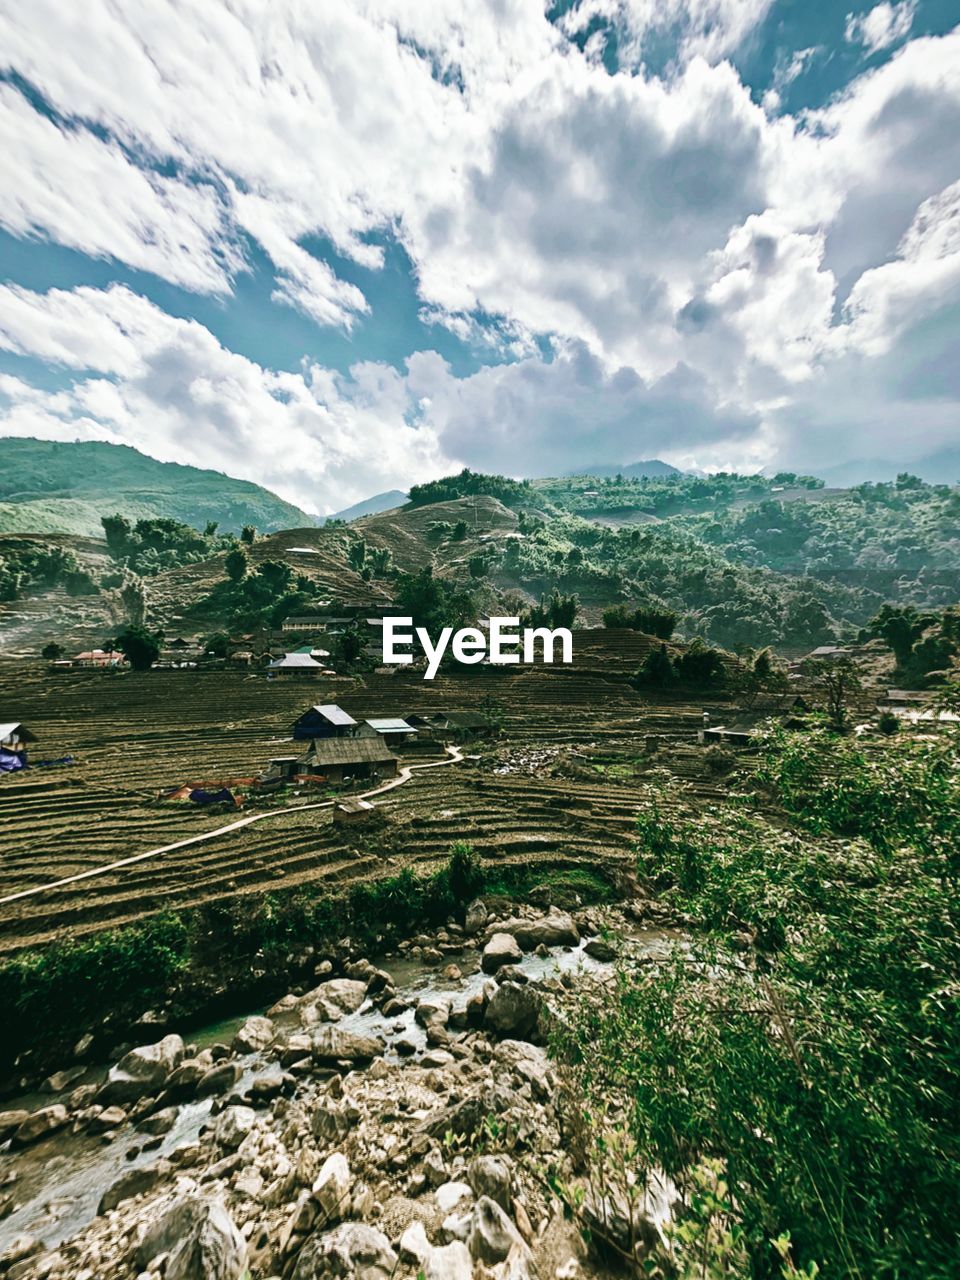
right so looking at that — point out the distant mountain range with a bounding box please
[324,489,408,523]
[814,449,960,487]
[563,460,681,479]
[0,438,317,537]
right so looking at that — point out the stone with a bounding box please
[482,932,524,973]
[467,1155,512,1212]
[467,1196,527,1265]
[0,1238,42,1270]
[99,1159,171,1212]
[484,982,541,1040]
[232,1015,275,1053]
[40,1065,85,1094]
[424,1240,473,1280]
[74,1032,95,1058]
[305,978,367,1014]
[398,1221,430,1265]
[213,1105,257,1150]
[292,1222,398,1280]
[196,1061,242,1098]
[138,1106,179,1136]
[496,1040,552,1098]
[0,1110,29,1140]
[584,938,617,962]
[12,1104,68,1146]
[415,995,451,1029]
[135,1194,247,1280]
[88,1105,126,1133]
[435,1180,472,1214]
[498,913,580,950]
[249,1071,291,1102]
[99,1034,184,1103]
[313,1152,351,1223]
[464,899,487,935]
[311,1026,383,1064]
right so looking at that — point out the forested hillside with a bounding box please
[0,438,316,536]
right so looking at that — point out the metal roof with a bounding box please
[365,718,415,733]
[270,653,322,668]
[310,704,357,725]
[0,722,35,743]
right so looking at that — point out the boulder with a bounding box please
[464,898,488,935]
[305,978,368,1015]
[584,937,617,962]
[313,1152,351,1223]
[0,1238,42,1271]
[12,1105,68,1146]
[481,933,523,974]
[40,1066,85,1094]
[292,1222,398,1279]
[138,1106,179,1136]
[88,1105,127,1134]
[99,1159,171,1213]
[415,995,451,1029]
[424,1240,473,1280]
[232,1015,275,1053]
[496,1040,552,1099]
[135,1194,247,1280]
[99,1034,184,1103]
[0,1110,29,1140]
[435,1180,472,1214]
[467,1155,512,1212]
[467,1196,528,1265]
[213,1105,256,1150]
[484,982,541,1040]
[311,1026,383,1064]
[196,1061,242,1098]
[499,912,580,950]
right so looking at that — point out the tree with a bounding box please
[369,547,392,576]
[452,520,469,541]
[806,656,862,731]
[101,513,132,558]
[42,641,64,660]
[204,521,219,537]
[120,577,147,627]
[224,547,248,583]
[339,625,365,668]
[347,538,367,572]
[114,625,162,671]
[633,643,677,690]
[392,566,476,640]
[524,588,578,630]
[240,525,257,545]
[869,604,934,667]
[204,632,230,658]
[468,554,489,579]
[603,603,677,640]
[256,560,293,596]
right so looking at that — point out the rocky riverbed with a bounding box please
[0,898,677,1280]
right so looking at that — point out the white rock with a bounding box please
[313,1152,351,1223]
[435,1180,472,1214]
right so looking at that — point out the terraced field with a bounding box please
[0,632,731,952]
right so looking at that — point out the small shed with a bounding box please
[333,798,377,826]
[0,722,36,774]
[266,756,301,780]
[301,736,398,784]
[702,725,760,749]
[434,711,498,739]
[292,704,358,740]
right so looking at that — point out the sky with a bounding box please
[0,0,958,514]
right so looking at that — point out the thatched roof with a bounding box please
[303,737,397,766]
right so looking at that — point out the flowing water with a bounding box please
[0,929,674,1252]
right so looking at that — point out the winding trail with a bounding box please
[0,745,464,908]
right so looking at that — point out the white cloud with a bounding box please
[0,3,958,482]
[0,285,451,513]
[845,2,917,55]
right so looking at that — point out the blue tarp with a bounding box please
[0,749,26,773]
[188,787,236,807]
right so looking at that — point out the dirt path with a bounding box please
[0,746,464,908]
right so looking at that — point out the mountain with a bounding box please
[0,438,317,536]
[563,460,680,479]
[815,449,960,487]
[324,489,408,522]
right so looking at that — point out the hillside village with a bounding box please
[0,463,958,1280]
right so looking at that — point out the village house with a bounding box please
[300,736,399,784]
[362,717,417,743]
[292,704,358,740]
[73,648,126,668]
[268,653,331,676]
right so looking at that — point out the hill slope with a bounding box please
[0,438,316,536]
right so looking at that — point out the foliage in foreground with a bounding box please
[555,732,960,1279]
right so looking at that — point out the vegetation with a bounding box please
[0,539,98,603]
[101,513,233,576]
[555,729,960,1279]
[603,603,678,639]
[389,566,477,640]
[0,438,315,537]
[633,639,729,691]
[408,467,531,508]
[112,625,163,671]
